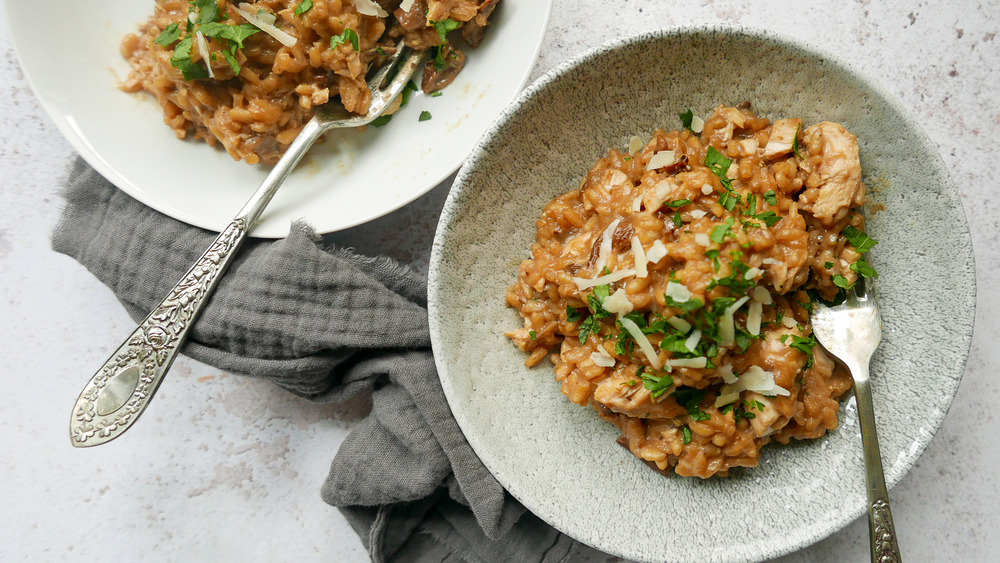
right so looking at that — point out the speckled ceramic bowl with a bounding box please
[428,26,975,562]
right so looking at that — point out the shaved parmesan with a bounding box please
[355,0,389,17]
[646,150,676,171]
[590,346,616,367]
[631,236,648,278]
[715,392,741,408]
[751,286,773,304]
[694,233,711,247]
[666,316,692,334]
[632,195,643,212]
[572,268,636,291]
[762,257,783,265]
[701,184,714,195]
[654,179,673,200]
[619,317,662,370]
[719,296,750,347]
[744,267,762,280]
[195,31,214,78]
[592,218,621,275]
[399,0,416,10]
[668,357,707,369]
[718,364,737,384]
[747,300,762,336]
[691,115,705,133]
[782,316,799,328]
[646,240,668,264]
[237,4,297,47]
[628,135,644,154]
[726,161,739,180]
[715,365,789,407]
[684,328,702,353]
[690,209,707,219]
[665,281,693,303]
[603,289,634,316]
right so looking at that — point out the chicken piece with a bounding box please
[798,122,865,225]
[761,118,802,160]
[592,373,686,419]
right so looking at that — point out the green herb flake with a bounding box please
[431,91,443,97]
[668,199,692,208]
[566,306,583,323]
[154,23,183,47]
[331,28,360,51]
[679,109,695,131]
[681,426,693,444]
[431,18,462,44]
[832,274,853,289]
[192,0,221,25]
[578,316,600,343]
[169,35,209,81]
[754,211,781,227]
[710,217,735,244]
[295,0,314,16]
[529,330,537,340]
[704,146,732,180]
[824,261,834,269]
[418,110,432,122]
[842,226,878,254]
[792,123,805,159]
[375,46,387,56]
[622,380,637,387]
[672,211,683,228]
[673,387,710,421]
[850,257,879,278]
[640,367,675,399]
[370,115,392,127]
[763,190,778,205]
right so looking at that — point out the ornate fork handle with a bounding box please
[70,217,250,446]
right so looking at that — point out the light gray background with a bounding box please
[1,1,996,561]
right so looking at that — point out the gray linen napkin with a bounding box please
[51,158,596,562]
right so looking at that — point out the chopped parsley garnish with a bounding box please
[850,257,879,278]
[621,379,637,386]
[566,306,583,322]
[704,146,733,183]
[170,36,209,80]
[431,91,443,97]
[679,109,695,131]
[529,330,537,340]
[681,426,693,444]
[792,123,804,159]
[705,249,722,271]
[370,115,392,127]
[331,28,360,51]
[710,217,736,243]
[782,333,817,368]
[199,22,260,74]
[640,367,674,398]
[673,387,710,421]
[754,211,781,227]
[763,190,778,206]
[401,80,418,107]
[842,226,878,254]
[672,211,683,228]
[431,18,462,44]
[832,274,853,289]
[295,0,313,16]
[375,46,387,56]
[192,0,221,25]
[824,261,834,269]
[419,111,432,122]
[668,199,692,208]
[154,23,183,47]
[578,316,600,343]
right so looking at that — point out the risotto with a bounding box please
[120,0,500,164]
[505,105,880,478]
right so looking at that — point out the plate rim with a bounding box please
[428,23,976,561]
[2,0,554,237]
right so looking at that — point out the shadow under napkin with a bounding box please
[51,158,596,563]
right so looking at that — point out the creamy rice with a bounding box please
[506,105,879,478]
[120,0,497,164]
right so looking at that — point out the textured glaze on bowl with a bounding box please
[428,26,974,562]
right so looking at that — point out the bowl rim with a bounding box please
[429,22,975,561]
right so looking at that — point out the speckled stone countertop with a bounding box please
[1,1,996,561]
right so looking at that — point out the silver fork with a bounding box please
[811,278,902,562]
[69,43,426,447]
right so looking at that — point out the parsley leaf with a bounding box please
[419,110,432,122]
[673,387,710,421]
[763,190,778,205]
[192,0,221,25]
[754,211,781,227]
[331,28,360,51]
[782,334,817,368]
[710,217,735,244]
[681,426,693,444]
[401,80,418,107]
[170,35,209,80]
[668,199,691,208]
[832,274,853,289]
[792,123,804,159]
[566,306,583,323]
[295,0,314,15]
[679,109,695,131]
[850,257,879,278]
[198,22,260,74]
[704,146,732,181]
[842,226,878,254]
[640,367,674,398]
[154,23,183,47]
[672,211,683,228]
[370,115,392,127]
[432,18,462,43]
[578,316,600,343]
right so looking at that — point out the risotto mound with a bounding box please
[120,0,499,164]
[505,104,880,478]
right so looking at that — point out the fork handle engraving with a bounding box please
[69,218,249,446]
[871,498,901,562]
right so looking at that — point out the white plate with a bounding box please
[429,26,975,562]
[4,0,551,237]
